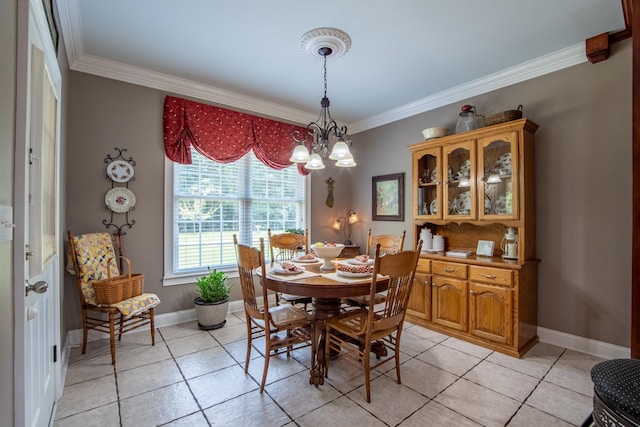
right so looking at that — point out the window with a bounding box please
[164,150,307,285]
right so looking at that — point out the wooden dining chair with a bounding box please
[325,240,422,403]
[344,228,407,309]
[67,230,161,365]
[267,228,312,310]
[233,235,314,392]
[365,228,406,256]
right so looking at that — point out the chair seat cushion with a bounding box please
[591,359,640,420]
[83,282,160,316]
[113,293,161,317]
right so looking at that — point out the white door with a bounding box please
[14,1,62,426]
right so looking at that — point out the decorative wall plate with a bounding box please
[106,160,134,183]
[105,187,136,213]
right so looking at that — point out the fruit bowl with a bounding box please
[310,243,345,270]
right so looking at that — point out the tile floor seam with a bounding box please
[398,345,496,426]
[113,366,124,427]
[155,326,213,425]
[57,320,597,427]
[504,348,569,426]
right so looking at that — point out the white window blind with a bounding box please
[168,150,306,279]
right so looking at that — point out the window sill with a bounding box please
[163,267,239,287]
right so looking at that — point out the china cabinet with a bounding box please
[407,118,538,357]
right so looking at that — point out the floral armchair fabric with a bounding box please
[68,232,160,316]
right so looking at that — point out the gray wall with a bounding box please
[1,1,17,424]
[65,40,632,348]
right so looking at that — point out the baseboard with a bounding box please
[65,298,254,347]
[537,326,630,360]
[63,301,630,360]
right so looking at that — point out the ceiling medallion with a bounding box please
[290,28,355,169]
[300,28,352,59]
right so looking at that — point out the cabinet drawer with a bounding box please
[469,266,513,287]
[417,258,431,273]
[432,261,467,279]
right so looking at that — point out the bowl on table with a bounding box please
[310,243,345,270]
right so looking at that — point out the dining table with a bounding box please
[263,258,389,386]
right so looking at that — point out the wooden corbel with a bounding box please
[586,0,632,64]
[586,33,610,64]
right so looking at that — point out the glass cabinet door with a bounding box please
[444,142,475,220]
[415,147,441,219]
[478,131,519,220]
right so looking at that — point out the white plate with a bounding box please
[430,199,437,215]
[452,191,471,214]
[484,195,492,214]
[106,160,134,183]
[458,159,471,176]
[348,258,374,266]
[337,271,372,278]
[272,267,305,275]
[494,153,512,174]
[105,187,136,213]
[293,256,319,263]
[430,165,453,183]
[494,195,508,214]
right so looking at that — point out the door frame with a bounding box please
[13,0,63,425]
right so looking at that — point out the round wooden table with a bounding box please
[264,262,388,385]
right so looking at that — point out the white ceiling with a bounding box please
[56,0,625,133]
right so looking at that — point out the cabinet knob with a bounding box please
[469,290,474,295]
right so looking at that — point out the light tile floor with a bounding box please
[54,312,600,426]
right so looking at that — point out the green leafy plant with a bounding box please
[195,268,232,303]
[285,228,304,235]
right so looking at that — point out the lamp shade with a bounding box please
[305,153,325,170]
[328,140,352,160]
[290,144,311,163]
[335,157,356,168]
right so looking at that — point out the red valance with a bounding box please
[163,96,310,175]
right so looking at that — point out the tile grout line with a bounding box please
[503,348,567,426]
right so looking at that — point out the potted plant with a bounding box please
[194,268,232,330]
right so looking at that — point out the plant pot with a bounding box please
[194,296,229,330]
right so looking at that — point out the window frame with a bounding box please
[163,155,310,286]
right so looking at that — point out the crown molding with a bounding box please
[348,43,587,134]
[57,0,587,134]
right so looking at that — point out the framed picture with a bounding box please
[372,173,404,221]
[476,240,495,257]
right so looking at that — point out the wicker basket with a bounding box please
[483,105,523,127]
[93,256,144,304]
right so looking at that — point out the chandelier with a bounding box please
[290,28,355,170]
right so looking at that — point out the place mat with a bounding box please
[320,272,386,284]
[262,268,320,282]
